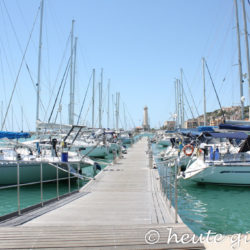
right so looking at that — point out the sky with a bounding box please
[0,0,249,131]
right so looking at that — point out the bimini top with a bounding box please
[219,123,250,131]
[197,126,217,132]
[203,131,248,140]
[0,131,30,140]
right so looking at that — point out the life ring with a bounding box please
[183,144,194,156]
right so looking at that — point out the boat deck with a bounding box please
[0,138,204,249]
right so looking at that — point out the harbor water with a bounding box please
[153,143,250,236]
[0,155,114,218]
[1,137,249,237]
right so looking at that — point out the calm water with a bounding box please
[153,143,250,235]
[2,135,248,235]
[0,155,114,217]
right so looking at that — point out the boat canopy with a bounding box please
[0,131,30,139]
[197,126,216,132]
[203,132,248,140]
[179,129,201,137]
[164,130,176,133]
[219,123,250,131]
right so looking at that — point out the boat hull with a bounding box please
[80,146,109,158]
[157,140,171,147]
[0,162,73,185]
[184,160,250,185]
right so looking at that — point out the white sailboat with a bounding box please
[180,132,250,185]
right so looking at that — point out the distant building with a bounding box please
[142,106,150,131]
[184,119,198,129]
[163,121,176,130]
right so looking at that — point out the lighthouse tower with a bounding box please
[143,106,150,131]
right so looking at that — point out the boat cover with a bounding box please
[0,131,30,139]
[219,123,250,131]
[197,126,216,132]
[203,132,248,140]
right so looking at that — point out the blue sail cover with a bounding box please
[198,126,217,132]
[179,129,201,137]
[0,131,30,139]
[203,132,248,140]
[219,123,250,131]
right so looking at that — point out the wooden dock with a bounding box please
[0,138,204,249]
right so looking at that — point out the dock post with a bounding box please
[68,163,71,193]
[169,162,172,208]
[113,150,117,164]
[40,163,43,207]
[175,158,179,223]
[17,163,21,216]
[118,148,122,159]
[148,149,153,168]
[77,163,80,191]
[93,163,97,176]
[56,164,59,200]
[164,165,167,200]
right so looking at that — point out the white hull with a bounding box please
[183,159,250,185]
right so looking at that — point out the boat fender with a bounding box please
[183,144,194,156]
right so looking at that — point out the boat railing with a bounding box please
[158,158,179,223]
[0,161,90,221]
[148,139,178,223]
[204,152,250,163]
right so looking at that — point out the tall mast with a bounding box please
[241,0,250,119]
[1,101,3,129]
[98,68,103,128]
[115,92,120,130]
[72,36,77,124]
[107,79,110,128]
[180,68,184,128]
[123,103,127,130]
[177,79,180,128]
[234,0,244,119]
[92,68,95,128]
[202,57,207,126]
[11,106,13,131]
[69,19,75,125]
[36,0,44,128]
[174,80,178,129]
[21,106,23,132]
[112,94,115,129]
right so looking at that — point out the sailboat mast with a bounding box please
[36,0,44,128]
[21,106,23,132]
[241,0,250,119]
[115,92,120,130]
[234,0,244,119]
[99,68,103,128]
[72,36,77,124]
[174,80,178,129]
[92,68,95,128]
[123,103,126,130]
[107,79,110,128]
[69,19,75,125]
[180,68,184,128]
[112,94,114,129]
[202,57,207,126]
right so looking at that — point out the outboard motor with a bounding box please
[51,138,58,157]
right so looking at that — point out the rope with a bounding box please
[1,4,40,130]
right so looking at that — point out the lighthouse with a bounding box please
[143,106,150,131]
